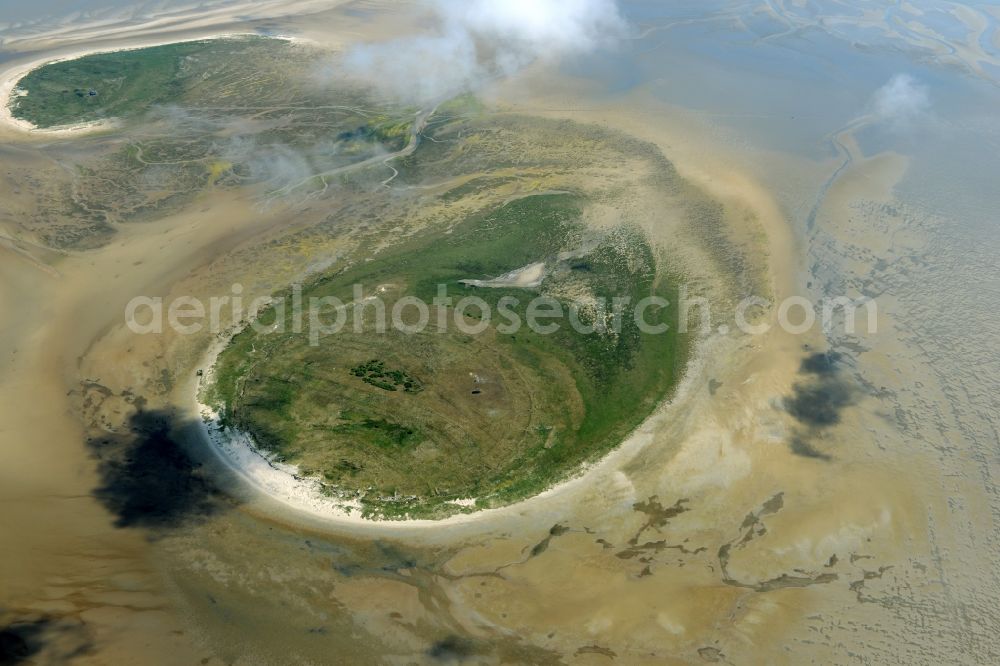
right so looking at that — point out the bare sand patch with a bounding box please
[460,261,547,289]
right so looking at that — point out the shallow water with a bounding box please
[3,0,1000,663]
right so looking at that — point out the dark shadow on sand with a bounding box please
[0,618,48,666]
[0,613,92,666]
[87,408,233,529]
[782,352,859,460]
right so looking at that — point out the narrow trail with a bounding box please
[271,102,441,197]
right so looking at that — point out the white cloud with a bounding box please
[871,73,930,127]
[342,0,627,102]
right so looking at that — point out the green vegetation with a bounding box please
[11,44,731,518]
[350,360,423,393]
[11,37,417,243]
[328,417,421,450]
[208,193,689,519]
[11,41,204,127]
[12,38,413,142]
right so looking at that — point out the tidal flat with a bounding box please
[3,1,1000,664]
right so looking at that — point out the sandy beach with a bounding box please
[186,307,725,534]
